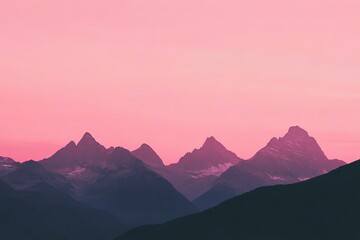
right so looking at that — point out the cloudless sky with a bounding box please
[1,0,360,163]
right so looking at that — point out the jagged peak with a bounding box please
[105,147,143,169]
[203,136,222,148]
[132,143,165,167]
[65,140,76,148]
[111,147,133,158]
[265,126,313,147]
[139,143,152,150]
[266,137,279,146]
[79,132,95,141]
[77,132,100,147]
[285,126,310,139]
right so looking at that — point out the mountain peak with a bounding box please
[175,137,242,172]
[78,132,97,145]
[65,141,77,148]
[285,126,310,139]
[257,126,330,164]
[112,147,132,156]
[132,144,164,168]
[139,143,152,150]
[105,147,142,170]
[203,136,222,148]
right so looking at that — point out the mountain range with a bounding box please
[40,133,196,224]
[194,126,345,209]
[0,126,350,239]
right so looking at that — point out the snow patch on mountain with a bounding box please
[190,163,233,178]
[267,174,286,181]
[65,167,86,177]
[1,164,14,168]
[298,177,310,181]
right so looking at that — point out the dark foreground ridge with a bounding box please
[117,159,360,240]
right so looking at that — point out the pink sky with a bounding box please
[1,0,360,163]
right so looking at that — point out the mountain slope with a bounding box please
[117,159,360,240]
[79,147,196,225]
[0,177,124,240]
[194,126,346,209]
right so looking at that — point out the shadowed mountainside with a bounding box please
[0,177,124,240]
[117,159,360,240]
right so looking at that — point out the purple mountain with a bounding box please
[40,133,196,225]
[194,126,346,210]
[41,132,108,173]
[132,144,165,168]
[153,137,243,201]
[173,136,242,173]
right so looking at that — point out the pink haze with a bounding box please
[1,0,360,163]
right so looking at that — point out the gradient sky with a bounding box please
[1,0,360,163]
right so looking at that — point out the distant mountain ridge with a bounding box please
[194,126,346,209]
[39,133,196,225]
[0,127,350,240]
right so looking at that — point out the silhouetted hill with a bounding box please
[117,159,360,240]
[0,177,124,240]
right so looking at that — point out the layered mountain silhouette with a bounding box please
[116,158,360,240]
[194,126,346,209]
[77,147,196,224]
[40,133,196,225]
[0,127,351,240]
[0,176,123,240]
